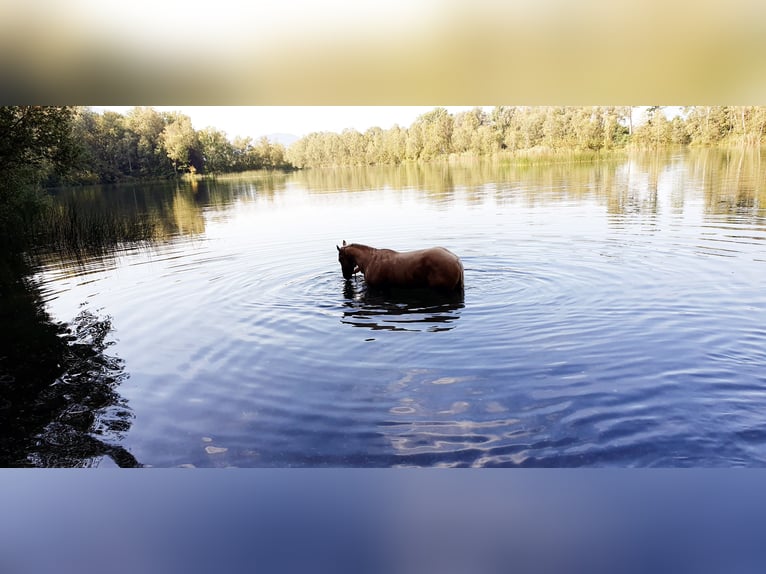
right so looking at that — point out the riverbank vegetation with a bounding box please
[287,106,766,168]
[65,107,292,185]
[7,106,766,187]
[3,105,766,257]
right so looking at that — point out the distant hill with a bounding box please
[264,133,299,147]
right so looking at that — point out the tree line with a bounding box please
[13,106,766,186]
[3,105,766,255]
[58,107,291,186]
[287,106,766,168]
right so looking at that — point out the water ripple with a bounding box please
[33,158,766,467]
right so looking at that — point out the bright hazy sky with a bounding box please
[91,106,484,141]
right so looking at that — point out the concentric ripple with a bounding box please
[34,156,766,467]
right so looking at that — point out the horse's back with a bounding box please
[363,245,463,291]
[410,247,463,291]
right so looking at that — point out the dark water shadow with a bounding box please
[0,256,140,467]
[341,279,464,332]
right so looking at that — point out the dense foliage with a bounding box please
[0,106,288,252]
[287,106,766,168]
[66,107,291,185]
[4,105,766,253]
[7,106,765,185]
[0,106,80,250]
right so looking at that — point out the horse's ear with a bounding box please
[342,240,347,246]
[336,245,341,252]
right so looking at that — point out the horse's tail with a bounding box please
[456,261,464,290]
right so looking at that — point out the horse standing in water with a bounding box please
[336,241,464,292]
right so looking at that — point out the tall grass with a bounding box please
[490,147,628,166]
[33,198,161,257]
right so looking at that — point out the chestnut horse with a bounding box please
[336,241,464,291]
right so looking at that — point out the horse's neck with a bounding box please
[350,244,375,267]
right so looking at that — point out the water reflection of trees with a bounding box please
[292,149,766,225]
[45,173,291,254]
[290,156,642,205]
[290,162,475,197]
[0,259,139,467]
[604,150,666,220]
[42,149,766,260]
[688,147,766,219]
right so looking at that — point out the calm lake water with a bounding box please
[28,149,766,467]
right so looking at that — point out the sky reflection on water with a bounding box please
[28,149,766,467]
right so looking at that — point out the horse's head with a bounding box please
[336,240,357,279]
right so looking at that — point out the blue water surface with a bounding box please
[36,150,766,467]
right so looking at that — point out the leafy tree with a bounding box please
[494,106,525,151]
[285,105,766,169]
[383,125,407,164]
[268,141,288,170]
[252,136,288,169]
[364,127,385,164]
[631,107,674,147]
[519,107,546,148]
[685,106,733,145]
[160,113,198,174]
[415,107,453,160]
[745,107,766,144]
[93,111,130,182]
[601,107,630,149]
[124,107,173,177]
[340,129,364,165]
[473,123,501,155]
[198,127,234,173]
[284,136,305,168]
[580,108,605,150]
[405,124,424,161]
[452,109,482,153]
[0,106,79,248]
[231,136,255,171]
[490,106,515,149]
[0,106,78,177]
[670,116,690,145]
[622,106,634,136]
[541,107,563,149]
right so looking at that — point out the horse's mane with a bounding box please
[345,243,373,251]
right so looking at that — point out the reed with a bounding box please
[33,197,160,256]
[492,148,628,166]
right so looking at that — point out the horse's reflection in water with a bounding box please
[341,279,464,332]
